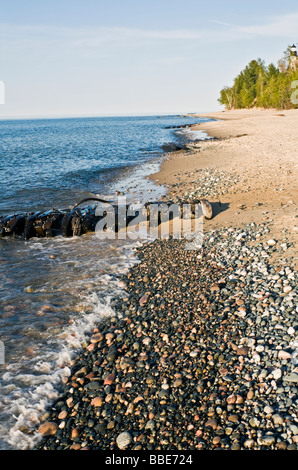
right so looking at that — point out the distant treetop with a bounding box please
[218,46,298,110]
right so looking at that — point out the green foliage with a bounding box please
[218,49,298,110]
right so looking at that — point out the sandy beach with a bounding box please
[36,109,298,452]
[151,108,297,267]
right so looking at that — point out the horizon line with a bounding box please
[0,110,220,121]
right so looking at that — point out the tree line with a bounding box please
[218,48,298,109]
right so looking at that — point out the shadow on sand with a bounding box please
[211,201,230,219]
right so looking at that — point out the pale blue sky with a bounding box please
[1,0,298,117]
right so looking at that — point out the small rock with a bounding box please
[244,439,255,449]
[284,373,298,383]
[139,294,150,306]
[58,410,67,420]
[204,419,217,430]
[289,425,298,435]
[38,422,58,436]
[236,395,244,404]
[71,427,80,439]
[66,397,73,408]
[210,283,220,292]
[91,397,103,407]
[236,346,249,356]
[228,414,239,423]
[267,239,276,246]
[278,350,292,360]
[189,350,198,358]
[145,420,155,431]
[212,436,221,445]
[105,393,113,403]
[104,373,116,386]
[90,332,104,343]
[271,369,282,380]
[257,435,275,446]
[142,337,151,346]
[272,414,283,426]
[70,443,81,450]
[173,379,183,388]
[116,431,132,450]
[105,333,115,343]
[249,417,260,428]
[227,395,236,404]
[283,286,292,294]
[264,406,274,415]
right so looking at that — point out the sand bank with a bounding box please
[150,109,298,267]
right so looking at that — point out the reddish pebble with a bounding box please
[228,414,239,423]
[227,394,236,404]
[70,443,81,450]
[104,373,116,386]
[213,436,221,445]
[139,293,150,306]
[66,397,74,408]
[90,333,104,343]
[204,419,218,430]
[278,350,292,360]
[236,394,244,404]
[105,333,115,342]
[38,422,58,436]
[91,397,103,407]
[71,427,80,439]
[236,346,249,356]
[58,410,68,420]
[85,372,95,379]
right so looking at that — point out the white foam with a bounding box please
[0,240,140,450]
[1,364,70,449]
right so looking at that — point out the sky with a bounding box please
[1,0,298,117]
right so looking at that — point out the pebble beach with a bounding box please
[36,109,297,451]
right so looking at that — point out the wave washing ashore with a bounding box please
[0,114,212,450]
[35,109,298,452]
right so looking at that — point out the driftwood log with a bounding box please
[0,197,212,240]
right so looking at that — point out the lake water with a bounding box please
[0,114,212,449]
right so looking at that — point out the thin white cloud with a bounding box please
[208,20,232,27]
[1,11,298,60]
[236,12,298,38]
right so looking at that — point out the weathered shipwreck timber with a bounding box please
[0,197,213,240]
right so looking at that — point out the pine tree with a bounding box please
[218,47,298,109]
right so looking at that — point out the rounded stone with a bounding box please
[257,435,276,446]
[283,286,292,294]
[38,422,58,436]
[116,431,132,450]
[204,418,218,430]
[244,439,255,449]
